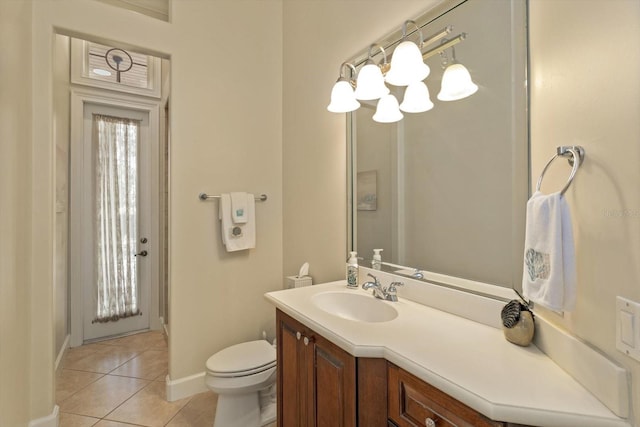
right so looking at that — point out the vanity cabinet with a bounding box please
[276,309,530,427]
[388,364,529,427]
[276,309,357,427]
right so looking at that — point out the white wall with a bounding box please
[529,0,640,423]
[0,2,33,424]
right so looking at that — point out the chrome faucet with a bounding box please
[362,273,404,302]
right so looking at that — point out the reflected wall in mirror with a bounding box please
[348,0,529,295]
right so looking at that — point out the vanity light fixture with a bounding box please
[373,93,404,123]
[328,22,476,122]
[327,63,360,113]
[385,20,430,87]
[400,81,434,113]
[437,43,478,101]
[354,44,390,101]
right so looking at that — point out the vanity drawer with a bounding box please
[388,363,504,427]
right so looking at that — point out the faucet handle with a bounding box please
[386,281,404,293]
[367,273,379,284]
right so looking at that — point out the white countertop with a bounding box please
[265,281,630,427]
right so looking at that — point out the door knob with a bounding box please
[140,237,148,244]
[135,250,148,257]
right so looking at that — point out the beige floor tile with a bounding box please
[93,421,144,427]
[102,331,167,351]
[166,391,217,427]
[59,375,150,418]
[105,380,190,427]
[62,343,113,367]
[58,412,100,427]
[109,349,168,380]
[63,345,140,374]
[56,369,104,403]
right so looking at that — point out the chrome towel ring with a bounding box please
[535,145,585,196]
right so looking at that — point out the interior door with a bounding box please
[81,103,151,341]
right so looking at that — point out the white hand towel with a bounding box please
[522,191,576,312]
[219,193,256,252]
[230,192,248,224]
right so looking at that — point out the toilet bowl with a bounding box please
[205,340,277,427]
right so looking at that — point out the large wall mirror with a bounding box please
[348,0,529,298]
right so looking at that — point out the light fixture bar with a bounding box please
[421,26,453,50]
[422,33,467,60]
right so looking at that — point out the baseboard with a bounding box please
[159,316,169,337]
[55,334,70,372]
[28,405,59,427]
[165,372,207,402]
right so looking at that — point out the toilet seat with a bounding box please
[206,340,276,378]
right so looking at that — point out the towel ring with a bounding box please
[535,146,585,196]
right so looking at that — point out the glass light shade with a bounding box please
[385,40,430,86]
[373,94,403,123]
[437,63,478,101]
[327,80,360,113]
[354,63,390,101]
[400,82,434,113]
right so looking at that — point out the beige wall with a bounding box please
[6,0,639,423]
[29,0,283,417]
[282,0,435,284]
[54,34,71,361]
[0,1,33,424]
[529,0,640,423]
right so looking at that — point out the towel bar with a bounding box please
[535,146,585,196]
[199,193,268,202]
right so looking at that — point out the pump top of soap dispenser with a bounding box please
[372,249,383,270]
[347,252,358,265]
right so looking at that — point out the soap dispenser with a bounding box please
[346,251,359,288]
[371,249,383,270]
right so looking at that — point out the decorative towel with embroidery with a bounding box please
[219,193,256,252]
[522,191,576,312]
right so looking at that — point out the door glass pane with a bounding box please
[93,114,141,323]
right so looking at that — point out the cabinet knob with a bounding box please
[303,337,310,346]
[296,332,302,340]
[425,418,437,427]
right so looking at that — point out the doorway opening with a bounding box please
[60,35,170,347]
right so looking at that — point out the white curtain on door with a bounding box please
[93,114,141,323]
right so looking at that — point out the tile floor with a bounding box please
[56,330,277,427]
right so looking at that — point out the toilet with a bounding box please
[205,340,277,427]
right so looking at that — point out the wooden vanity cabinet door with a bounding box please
[276,309,356,427]
[310,331,356,427]
[388,363,505,427]
[277,309,307,427]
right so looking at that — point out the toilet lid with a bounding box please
[206,340,276,376]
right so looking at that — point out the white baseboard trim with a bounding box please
[29,405,59,427]
[159,316,169,337]
[165,372,207,402]
[55,334,70,372]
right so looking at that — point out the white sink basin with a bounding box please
[312,291,398,323]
